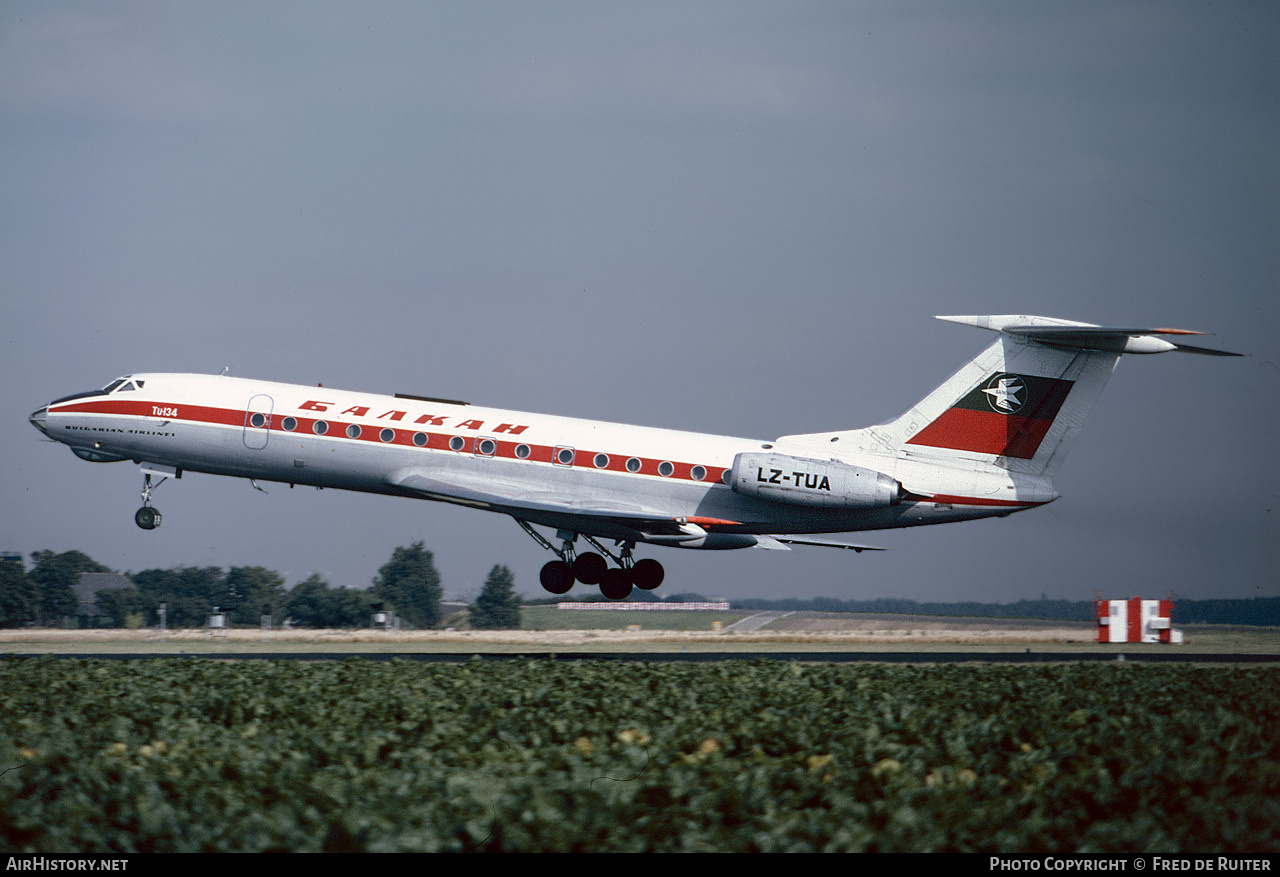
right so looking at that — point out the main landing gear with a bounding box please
[515,520,665,601]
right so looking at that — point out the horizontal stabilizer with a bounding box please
[937,315,1243,356]
[1152,340,1244,357]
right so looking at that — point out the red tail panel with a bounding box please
[906,373,1073,459]
[905,408,1058,458]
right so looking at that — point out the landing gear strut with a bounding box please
[135,471,165,530]
[515,520,665,600]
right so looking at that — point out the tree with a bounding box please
[326,586,377,627]
[94,587,148,628]
[28,550,110,624]
[371,542,443,629]
[468,565,522,630]
[222,566,288,625]
[284,574,377,628]
[0,557,38,628]
[284,574,332,628]
[132,566,224,627]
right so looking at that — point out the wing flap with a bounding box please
[768,535,886,552]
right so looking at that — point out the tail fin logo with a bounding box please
[982,374,1026,413]
[906,372,1075,459]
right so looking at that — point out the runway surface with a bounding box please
[9,651,1278,663]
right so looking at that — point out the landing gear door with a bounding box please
[243,394,274,449]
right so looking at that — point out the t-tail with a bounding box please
[780,315,1241,493]
[874,315,1240,479]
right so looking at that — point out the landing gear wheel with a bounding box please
[572,552,607,585]
[599,568,633,601]
[539,560,574,595]
[631,558,664,591]
[134,507,161,530]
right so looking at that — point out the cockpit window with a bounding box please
[102,377,143,392]
[50,376,135,407]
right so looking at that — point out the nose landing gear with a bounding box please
[134,468,178,530]
[135,505,162,530]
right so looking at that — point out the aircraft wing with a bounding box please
[387,467,705,541]
[387,467,885,551]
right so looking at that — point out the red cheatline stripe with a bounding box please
[925,494,1048,508]
[56,399,243,427]
[51,398,728,485]
[906,407,1056,459]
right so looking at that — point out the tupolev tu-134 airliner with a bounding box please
[29,315,1239,600]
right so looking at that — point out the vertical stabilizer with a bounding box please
[781,315,1239,481]
[881,334,1119,478]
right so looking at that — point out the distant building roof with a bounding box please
[75,572,134,617]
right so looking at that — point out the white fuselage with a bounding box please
[32,373,1047,547]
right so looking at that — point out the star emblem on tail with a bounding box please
[982,374,1026,413]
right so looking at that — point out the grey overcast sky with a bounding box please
[4,1,1276,605]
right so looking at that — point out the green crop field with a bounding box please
[1,657,1275,852]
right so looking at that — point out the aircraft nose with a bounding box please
[29,406,49,436]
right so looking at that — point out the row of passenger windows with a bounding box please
[255,414,709,480]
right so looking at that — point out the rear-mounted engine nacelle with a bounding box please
[730,452,904,509]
